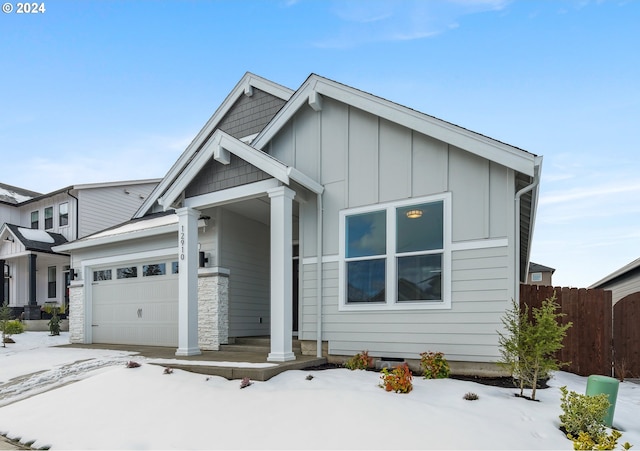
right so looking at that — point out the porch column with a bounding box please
[0,259,5,305]
[267,186,296,362]
[24,254,40,320]
[176,207,201,356]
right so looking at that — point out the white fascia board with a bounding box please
[159,130,290,211]
[53,222,178,253]
[218,132,290,183]
[254,75,537,177]
[72,179,162,191]
[135,73,295,219]
[185,178,281,210]
[287,167,323,194]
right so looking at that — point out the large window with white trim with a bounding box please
[340,194,450,310]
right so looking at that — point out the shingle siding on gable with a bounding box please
[217,88,286,139]
[185,155,271,198]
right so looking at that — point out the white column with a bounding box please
[267,186,296,362]
[176,207,201,356]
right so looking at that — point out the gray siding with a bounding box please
[269,96,518,362]
[301,246,510,362]
[219,208,270,337]
[218,88,286,139]
[77,183,157,238]
[185,155,270,199]
[271,99,515,257]
[598,271,640,305]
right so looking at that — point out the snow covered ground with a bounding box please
[1,332,639,450]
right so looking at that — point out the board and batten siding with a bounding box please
[269,96,518,362]
[77,183,157,239]
[219,208,270,337]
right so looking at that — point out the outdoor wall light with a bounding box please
[406,209,423,219]
[69,269,78,280]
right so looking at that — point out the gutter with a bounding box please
[67,189,79,240]
[514,156,543,303]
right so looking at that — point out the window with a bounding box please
[44,207,53,229]
[340,194,450,310]
[31,211,39,229]
[93,269,112,281]
[59,202,69,227]
[117,266,137,279]
[48,266,57,298]
[531,272,543,282]
[171,261,179,274]
[143,263,166,277]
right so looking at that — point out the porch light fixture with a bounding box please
[406,209,423,219]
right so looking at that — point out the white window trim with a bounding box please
[338,192,452,311]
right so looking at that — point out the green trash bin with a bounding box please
[585,375,619,428]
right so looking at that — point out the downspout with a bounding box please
[514,157,543,304]
[66,189,79,240]
[316,192,323,358]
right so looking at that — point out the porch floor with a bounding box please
[59,340,327,381]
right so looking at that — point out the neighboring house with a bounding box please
[527,262,555,286]
[589,257,640,305]
[1,180,160,319]
[55,72,542,369]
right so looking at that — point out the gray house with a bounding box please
[590,257,640,305]
[56,73,542,370]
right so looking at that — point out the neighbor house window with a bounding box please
[48,266,56,298]
[59,202,69,227]
[143,263,166,277]
[340,194,450,310]
[31,211,39,229]
[117,266,137,279]
[531,272,543,282]
[93,269,112,281]
[44,207,53,229]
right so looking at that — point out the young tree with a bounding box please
[0,302,13,348]
[498,294,572,400]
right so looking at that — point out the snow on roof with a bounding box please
[0,187,34,204]
[89,213,178,239]
[17,227,55,244]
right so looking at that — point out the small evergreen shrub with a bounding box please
[420,351,450,379]
[1,320,24,335]
[571,430,632,450]
[379,363,413,393]
[559,386,610,441]
[344,351,372,370]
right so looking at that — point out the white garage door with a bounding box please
[91,261,178,347]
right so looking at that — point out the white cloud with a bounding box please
[313,0,512,49]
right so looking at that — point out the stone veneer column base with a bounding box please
[68,281,85,343]
[197,267,230,350]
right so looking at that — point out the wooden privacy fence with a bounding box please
[613,292,640,378]
[520,284,612,377]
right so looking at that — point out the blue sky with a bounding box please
[1,0,638,288]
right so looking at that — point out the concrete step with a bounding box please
[221,337,302,354]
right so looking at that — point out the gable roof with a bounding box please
[0,183,41,205]
[157,130,323,211]
[529,262,556,274]
[134,73,294,219]
[2,223,68,255]
[253,74,538,176]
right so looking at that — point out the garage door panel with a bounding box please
[92,269,178,347]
